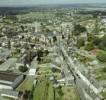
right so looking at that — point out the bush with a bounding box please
[73,24,87,36]
[101,35,106,46]
[93,37,101,46]
[98,35,106,50]
[52,68,60,73]
[102,67,106,72]
[19,66,28,72]
[85,42,94,51]
[87,33,95,42]
[57,86,64,96]
[98,43,106,51]
[77,38,85,48]
[37,49,44,57]
[97,51,106,62]
[53,36,57,42]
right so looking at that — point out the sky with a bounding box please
[0,0,106,6]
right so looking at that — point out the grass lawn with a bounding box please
[38,63,51,68]
[62,86,80,100]
[101,91,106,99]
[47,82,54,100]
[38,63,52,75]
[33,78,54,100]
[94,67,106,81]
[17,12,55,20]
[17,76,34,91]
[33,79,47,100]
[55,86,80,100]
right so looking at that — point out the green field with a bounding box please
[17,12,55,22]
[33,62,79,100]
[94,66,106,81]
[101,91,106,99]
[33,63,54,100]
[33,78,54,100]
[17,76,34,91]
[55,86,80,100]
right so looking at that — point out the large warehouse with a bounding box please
[0,71,25,90]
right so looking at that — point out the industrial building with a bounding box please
[0,71,25,90]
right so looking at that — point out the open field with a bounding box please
[33,78,54,100]
[55,86,80,100]
[17,76,34,91]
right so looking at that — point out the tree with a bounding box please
[93,37,101,46]
[37,57,41,63]
[99,35,106,50]
[23,90,30,100]
[52,68,60,73]
[20,25,24,32]
[8,40,11,49]
[19,65,28,73]
[0,60,4,64]
[5,15,18,22]
[87,33,95,42]
[85,42,94,51]
[37,49,44,57]
[98,43,104,50]
[97,51,106,62]
[45,28,51,33]
[62,34,65,39]
[44,50,49,56]
[73,24,87,36]
[77,38,85,48]
[40,23,46,32]
[53,36,57,42]
[102,67,106,72]
[57,86,64,97]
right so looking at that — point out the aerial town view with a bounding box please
[0,0,106,100]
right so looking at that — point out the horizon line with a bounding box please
[0,2,106,7]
